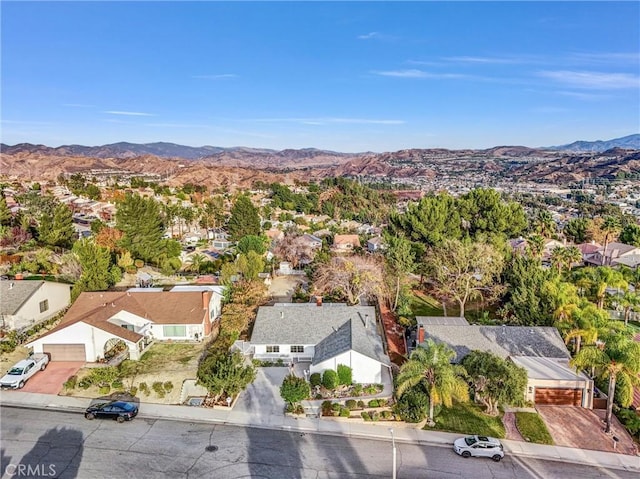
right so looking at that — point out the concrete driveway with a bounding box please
[233,367,288,418]
[536,406,637,455]
[20,361,84,395]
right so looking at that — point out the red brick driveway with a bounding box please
[19,362,84,395]
[536,406,637,456]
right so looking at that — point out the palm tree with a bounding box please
[600,216,621,266]
[186,253,207,273]
[619,291,640,326]
[585,267,627,309]
[395,339,469,426]
[532,209,556,238]
[562,246,583,272]
[571,336,640,433]
[526,234,545,259]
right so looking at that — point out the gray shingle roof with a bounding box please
[251,303,390,365]
[421,325,570,362]
[417,316,469,326]
[0,280,44,315]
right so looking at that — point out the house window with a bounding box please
[39,300,49,313]
[163,325,187,337]
[121,324,135,332]
[290,345,304,353]
[266,345,280,353]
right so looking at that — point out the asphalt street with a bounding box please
[1,407,637,479]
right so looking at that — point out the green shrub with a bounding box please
[99,385,110,395]
[78,377,92,389]
[322,370,338,390]
[364,385,378,395]
[337,364,353,386]
[163,381,174,393]
[368,399,379,408]
[352,384,363,396]
[314,393,323,400]
[339,407,350,417]
[321,400,334,416]
[345,399,357,409]
[378,398,388,407]
[152,381,165,398]
[280,374,310,404]
[134,259,144,268]
[381,410,394,420]
[331,402,342,412]
[111,379,124,390]
[370,411,380,421]
[88,366,119,385]
[138,381,149,395]
[393,389,429,423]
[129,386,138,397]
[357,400,365,408]
[63,375,78,390]
[310,373,322,387]
[361,411,371,421]
[616,409,640,436]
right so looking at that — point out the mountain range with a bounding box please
[2,134,638,161]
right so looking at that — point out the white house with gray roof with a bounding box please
[247,303,391,384]
[0,280,71,333]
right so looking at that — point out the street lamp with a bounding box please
[389,428,397,479]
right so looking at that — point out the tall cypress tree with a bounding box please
[39,203,75,248]
[116,194,165,263]
[227,195,260,241]
[0,196,12,226]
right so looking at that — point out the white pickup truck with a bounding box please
[0,353,50,389]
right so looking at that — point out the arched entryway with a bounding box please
[103,338,128,362]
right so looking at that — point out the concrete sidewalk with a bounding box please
[1,391,638,473]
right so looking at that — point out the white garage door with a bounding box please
[43,344,86,362]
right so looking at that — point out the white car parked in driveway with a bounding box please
[453,435,504,462]
[0,353,50,389]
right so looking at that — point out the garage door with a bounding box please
[43,344,86,362]
[535,388,582,406]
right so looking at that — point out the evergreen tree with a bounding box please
[563,218,589,244]
[619,224,640,247]
[39,203,75,248]
[71,238,113,299]
[227,195,260,240]
[458,188,527,240]
[0,196,11,226]
[116,194,166,263]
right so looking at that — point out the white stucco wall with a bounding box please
[29,322,137,362]
[526,378,594,408]
[310,350,384,384]
[253,344,315,361]
[150,323,204,341]
[108,310,152,330]
[9,282,71,331]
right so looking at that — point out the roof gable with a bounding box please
[421,325,570,362]
[0,280,44,315]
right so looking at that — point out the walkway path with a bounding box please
[502,410,525,441]
[378,299,407,365]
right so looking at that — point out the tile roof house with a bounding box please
[416,319,593,408]
[27,289,219,362]
[587,242,640,267]
[0,280,71,333]
[332,234,361,253]
[245,303,391,383]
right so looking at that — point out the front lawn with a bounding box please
[515,412,554,445]
[431,402,506,438]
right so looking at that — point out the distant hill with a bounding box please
[548,134,640,152]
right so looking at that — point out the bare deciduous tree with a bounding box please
[273,234,315,269]
[313,255,384,305]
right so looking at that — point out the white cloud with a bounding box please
[537,70,640,89]
[245,117,405,125]
[372,69,468,79]
[357,32,380,40]
[192,74,238,79]
[103,110,155,116]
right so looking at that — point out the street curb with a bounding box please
[2,400,638,473]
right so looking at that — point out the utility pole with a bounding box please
[389,428,397,479]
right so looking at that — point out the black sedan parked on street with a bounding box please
[85,401,138,423]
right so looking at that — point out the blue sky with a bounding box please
[2,1,639,152]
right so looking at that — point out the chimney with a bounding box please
[316,296,322,307]
[417,325,425,344]
[280,311,284,319]
[365,314,369,329]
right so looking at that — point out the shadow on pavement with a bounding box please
[15,427,84,478]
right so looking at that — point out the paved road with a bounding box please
[1,407,637,479]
